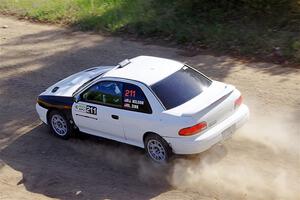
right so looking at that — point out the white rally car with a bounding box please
[36,56,249,162]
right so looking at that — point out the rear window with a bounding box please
[151,66,212,110]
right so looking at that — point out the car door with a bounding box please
[119,82,156,145]
[72,81,125,140]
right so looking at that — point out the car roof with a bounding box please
[102,56,184,86]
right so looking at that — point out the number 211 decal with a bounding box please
[86,105,97,115]
[125,89,136,97]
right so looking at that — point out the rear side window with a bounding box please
[123,83,152,114]
[151,66,212,110]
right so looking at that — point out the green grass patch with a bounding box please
[1,0,300,63]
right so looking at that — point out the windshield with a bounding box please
[72,73,104,96]
[150,66,212,110]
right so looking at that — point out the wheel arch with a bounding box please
[143,132,172,149]
[143,131,173,162]
[46,108,52,124]
[143,131,158,144]
[47,108,72,122]
[46,108,67,122]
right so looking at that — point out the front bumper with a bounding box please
[36,103,48,124]
[164,104,249,155]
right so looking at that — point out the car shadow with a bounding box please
[1,124,174,200]
[0,121,231,200]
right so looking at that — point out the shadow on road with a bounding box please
[0,124,172,200]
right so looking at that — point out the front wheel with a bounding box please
[49,110,72,139]
[144,134,172,163]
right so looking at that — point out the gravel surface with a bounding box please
[0,16,299,200]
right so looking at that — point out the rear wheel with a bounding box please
[144,134,172,163]
[49,110,72,139]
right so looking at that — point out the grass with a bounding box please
[1,0,300,64]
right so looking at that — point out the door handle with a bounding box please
[111,115,119,120]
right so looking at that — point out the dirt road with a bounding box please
[0,16,299,200]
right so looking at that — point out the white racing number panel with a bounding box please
[75,104,98,120]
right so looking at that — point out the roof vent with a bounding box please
[117,59,131,68]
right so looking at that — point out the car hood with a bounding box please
[40,66,114,97]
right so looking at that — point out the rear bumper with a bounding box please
[164,104,249,155]
[36,103,48,124]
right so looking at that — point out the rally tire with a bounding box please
[144,134,172,163]
[48,110,72,139]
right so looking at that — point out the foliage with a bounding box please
[1,0,299,62]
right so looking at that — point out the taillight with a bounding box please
[179,122,207,136]
[234,95,243,108]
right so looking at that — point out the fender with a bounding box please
[37,95,74,123]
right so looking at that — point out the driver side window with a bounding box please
[81,81,123,108]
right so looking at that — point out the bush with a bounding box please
[1,0,300,62]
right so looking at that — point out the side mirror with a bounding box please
[73,94,81,103]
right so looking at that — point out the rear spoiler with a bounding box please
[181,85,234,117]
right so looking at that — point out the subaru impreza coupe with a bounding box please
[36,56,249,162]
